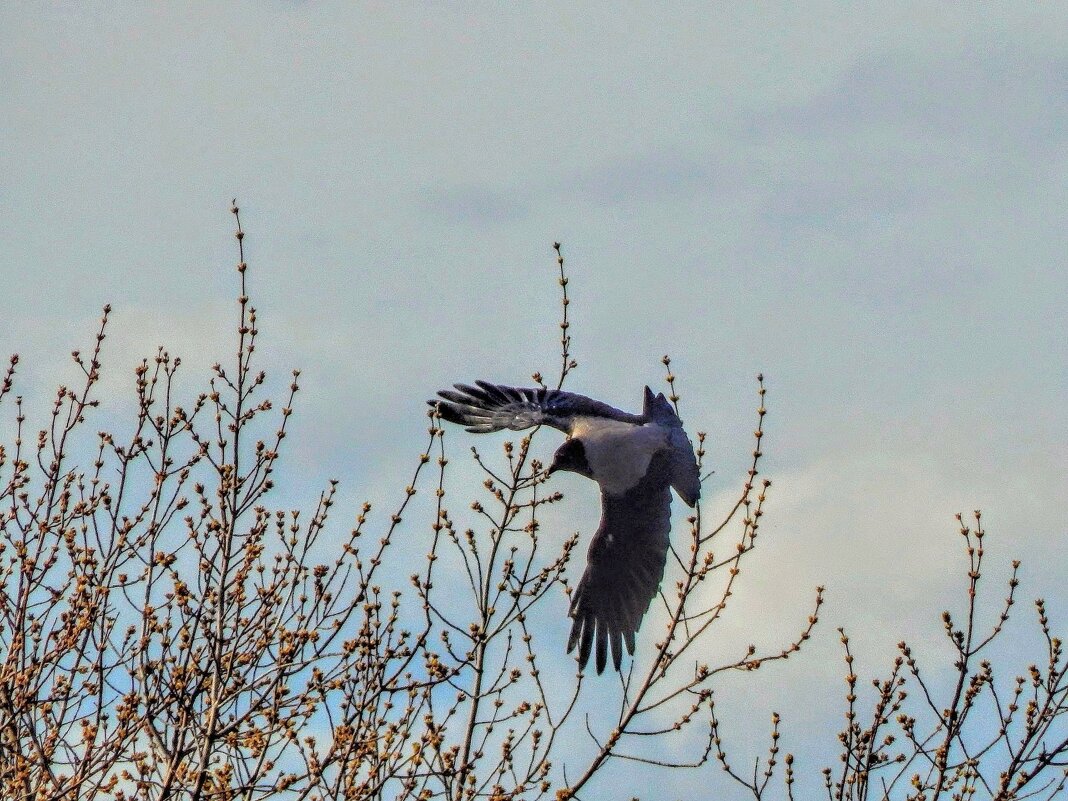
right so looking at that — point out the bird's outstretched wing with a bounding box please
[431,381,644,434]
[567,450,674,674]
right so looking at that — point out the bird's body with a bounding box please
[430,381,701,674]
[570,417,667,495]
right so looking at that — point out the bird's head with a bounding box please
[548,438,594,479]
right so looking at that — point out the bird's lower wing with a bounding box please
[431,380,643,433]
[567,452,673,674]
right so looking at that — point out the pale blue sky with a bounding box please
[3,4,1066,798]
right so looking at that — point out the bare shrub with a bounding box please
[0,207,813,800]
[713,513,1068,801]
[5,205,1058,801]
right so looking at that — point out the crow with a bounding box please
[431,381,701,674]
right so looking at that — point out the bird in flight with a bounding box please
[430,381,701,674]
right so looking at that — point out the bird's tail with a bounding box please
[643,386,681,427]
[643,386,701,507]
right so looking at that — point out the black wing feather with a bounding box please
[430,381,644,434]
[567,451,674,673]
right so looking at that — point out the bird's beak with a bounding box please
[546,463,558,475]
